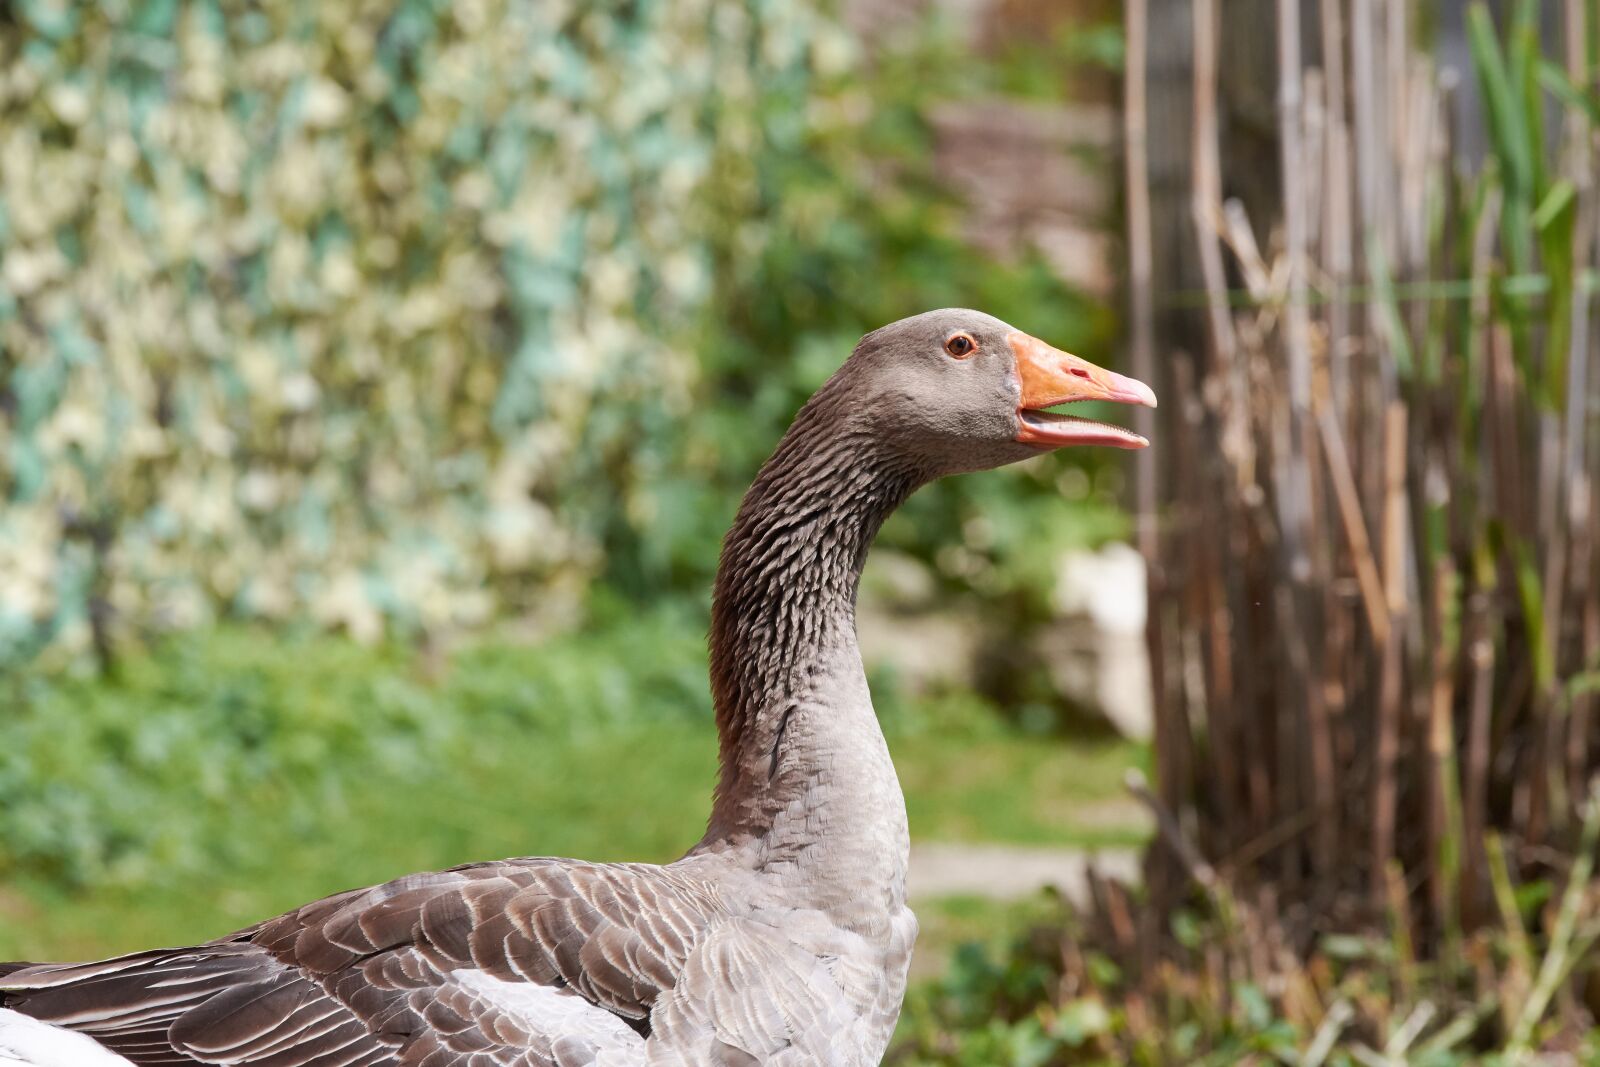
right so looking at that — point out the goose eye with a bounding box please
[944,334,976,358]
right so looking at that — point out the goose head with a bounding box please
[840,308,1157,476]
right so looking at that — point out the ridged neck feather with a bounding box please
[704,377,921,836]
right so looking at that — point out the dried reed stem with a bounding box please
[1137,0,1600,957]
[1190,0,1251,484]
[1319,0,1354,414]
[1125,0,1158,564]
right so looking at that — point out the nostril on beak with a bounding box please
[1070,368,1091,380]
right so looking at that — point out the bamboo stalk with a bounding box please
[1350,0,1382,248]
[1125,0,1158,566]
[1387,1,1414,264]
[1380,404,1409,614]
[1320,0,1355,417]
[1190,0,1252,485]
[1300,410,1339,876]
[1556,0,1597,820]
[1426,560,1462,956]
[1399,60,1435,274]
[1317,409,1390,646]
[1202,483,1243,849]
[1371,403,1409,906]
[1462,589,1496,922]
[1456,174,1505,922]
[1578,592,1600,776]
[1138,0,1600,951]
[1276,0,1315,591]
[1164,355,1204,823]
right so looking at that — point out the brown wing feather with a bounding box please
[0,946,395,1067]
[1,859,718,1066]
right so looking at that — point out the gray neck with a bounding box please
[696,382,923,916]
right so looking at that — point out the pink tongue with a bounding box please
[1023,411,1150,450]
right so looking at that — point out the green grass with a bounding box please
[0,610,1146,961]
[904,893,1071,984]
[898,732,1149,851]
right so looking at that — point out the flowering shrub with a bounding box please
[0,0,845,665]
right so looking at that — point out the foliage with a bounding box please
[0,0,823,664]
[548,11,1127,614]
[892,798,1600,1066]
[0,611,1147,899]
[0,596,710,888]
[0,0,1122,670]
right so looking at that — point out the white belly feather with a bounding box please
[0,1008,134,1067]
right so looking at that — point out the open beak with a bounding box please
[1009,332,1157,450]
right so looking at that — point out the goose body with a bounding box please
[1,310,1154,1066]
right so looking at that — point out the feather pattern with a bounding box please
[4,861,727,1066]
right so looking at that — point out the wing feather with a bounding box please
[1,859,717,1065]
[3,859,724,1065]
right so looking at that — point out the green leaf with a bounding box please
[1537,58,1600,125]
[1508,535,1555,690]
[1051,997,1112,1047]
[1532,180,1576,232]
[1365,235,1415,379]
[1467,3,1533,196]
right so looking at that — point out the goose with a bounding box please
[0,309,1155,1067]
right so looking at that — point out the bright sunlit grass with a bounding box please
[0,614,1147,962]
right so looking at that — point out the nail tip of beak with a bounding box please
[1109,371,1158,410]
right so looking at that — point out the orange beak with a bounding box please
[1009,332,1157,450]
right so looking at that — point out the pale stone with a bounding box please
[1043,544,1154,741]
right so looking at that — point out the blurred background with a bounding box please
[3,0,1600,1063]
